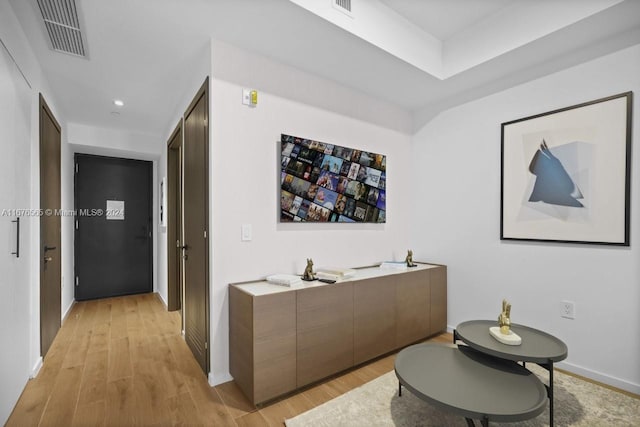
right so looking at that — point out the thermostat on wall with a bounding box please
[242,88,258,107]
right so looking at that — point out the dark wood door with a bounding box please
[74,154,153,300]
[183,79,209,374]
[39,94,61,358]
[167,121,183,312]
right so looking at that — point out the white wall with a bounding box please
[290,0,443,77]
[0,0,65,422]
[208,41,413,384]
[211,41,412,135]
[157,40,212,323]
[411,44,640,393]
[67,123,163,157]
[65,123,163,307]
[0,29,33,426]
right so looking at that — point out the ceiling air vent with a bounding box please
[332,0,353,17]
[36,0,86,58]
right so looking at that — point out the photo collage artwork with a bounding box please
[280,134,386,223]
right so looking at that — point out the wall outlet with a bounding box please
[560,301,575,319]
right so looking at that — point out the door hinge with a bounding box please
[75,276,79,287]
[75,220,78,230]
[205,342,208,350]
[75,163,78,173]
[204,230,207,239]
[176,239,180,248]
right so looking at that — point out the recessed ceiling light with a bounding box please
[113,99,124,107]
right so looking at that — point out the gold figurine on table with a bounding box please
[302,258,316,281]
[489,298,521,345]
[405,250,416,267]
[498,299,511,334]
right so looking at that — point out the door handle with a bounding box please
[44,245,57,252]
[44,256,52,263]
[181,244,188,260]
[11,218,19,258]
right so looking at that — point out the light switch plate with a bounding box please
[241,224,252,241]
[242,89,251,106]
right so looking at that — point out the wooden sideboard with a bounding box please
[229,263,447,404]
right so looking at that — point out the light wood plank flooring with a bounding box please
[6,292,451,426]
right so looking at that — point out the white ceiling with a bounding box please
[379,0,514,41]
[7,0,640,136]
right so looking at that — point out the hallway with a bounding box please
[5,291,453,426]
[6,293,234,426]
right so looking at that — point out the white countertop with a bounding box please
[231,263,439,297]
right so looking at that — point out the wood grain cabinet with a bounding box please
[229,263,446,404]
[296,283,354,387]
[229,288,296,404]
[353,277,396,364]
[430,265,447,334]
[396,269,431,348]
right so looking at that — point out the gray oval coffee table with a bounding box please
[395,343,548,426]
[454,320,568,426]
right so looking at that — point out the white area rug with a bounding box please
[285,365,639,426]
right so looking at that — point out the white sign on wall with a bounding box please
[106,200,125,220]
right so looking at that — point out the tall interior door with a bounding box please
[0,41,33,424]
[167,121,183,312]
[75,154,152,300]
[183,78,210,374]
[39,94,61,358]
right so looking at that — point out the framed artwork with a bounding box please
[280,134,386,223]
[501,92,632,245]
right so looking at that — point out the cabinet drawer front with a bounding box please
[396,270,430,348]
[253,292,296,402]
[353,277,396,364]
[430,267,447,334]
[296,284,353,387]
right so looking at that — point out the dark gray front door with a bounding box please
[75,154,152,300]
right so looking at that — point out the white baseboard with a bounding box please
[556,361,640,395]
[62,300,75,323]
[30,357,43,379]
[209,371,233,387]
[156,292,168,308]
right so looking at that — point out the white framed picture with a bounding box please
[501,92,632,246]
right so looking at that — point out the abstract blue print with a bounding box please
[528,140,584,208]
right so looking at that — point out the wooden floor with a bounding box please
[6,293,451,426]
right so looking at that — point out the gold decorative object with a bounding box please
[498,299,512,334]
[490,299,521,345]
[405,250,415,267]
[302,258,316,281]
